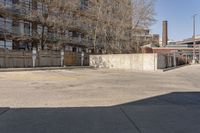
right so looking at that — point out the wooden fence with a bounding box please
[0,50,89,68]
[64,52,89,66]
[0,50,33,68]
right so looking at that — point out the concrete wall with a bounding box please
[157,54,176,69]
[90,54,159,71]
[90,53,177,71]
[157,54,167,69]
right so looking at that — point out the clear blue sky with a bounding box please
[151,0,200,41]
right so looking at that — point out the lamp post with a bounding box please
[192,14,197,64]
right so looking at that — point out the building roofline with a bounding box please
[152,47,194,50]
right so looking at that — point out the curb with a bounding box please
[0,66,94,72]
[162,64,190,72]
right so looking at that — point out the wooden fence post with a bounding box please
[32,48,37,67]
[61,49,64,67]
[4,49,7,68]
[23,51,26,68]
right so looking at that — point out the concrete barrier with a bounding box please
[90,53,172,71]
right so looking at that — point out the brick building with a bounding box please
[0,0,134,54]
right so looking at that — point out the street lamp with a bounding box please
[192,14,197,64]
[192,13,200,64]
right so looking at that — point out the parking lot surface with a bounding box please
[0,65,200,133]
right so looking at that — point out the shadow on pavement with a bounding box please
[1,92,200,133]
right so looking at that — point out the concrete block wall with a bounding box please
[157,54,167,69]
[157,54,176,69]
[90,54,160,71]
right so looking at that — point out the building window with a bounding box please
[80,0,89,10]
[0,17,13,33]
[0,17,4,32]
[37,25,47,35]
[24,22,31,36]
[6,18,12,33]
[72,31,79,37]
[3,0,12,7]
[0,40,12,50]
[24,0,32,13]
[12,20,20,35]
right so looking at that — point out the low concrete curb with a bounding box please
[162,64,190,72]
[0,66,94,72]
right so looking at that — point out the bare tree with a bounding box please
[0,0,155,53]
[86,0,155,54]
[131,0,156,52]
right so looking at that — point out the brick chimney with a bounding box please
[162,21,168,47]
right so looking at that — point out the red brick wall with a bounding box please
[152,49,173,54]
[141,47,153,53]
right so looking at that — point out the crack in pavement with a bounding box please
[120,107,142,133]
[0,108,10,117]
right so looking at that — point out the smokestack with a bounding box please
[162,21,168,47]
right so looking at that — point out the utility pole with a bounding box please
[192,14,197,64]
[199,43,200,63]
